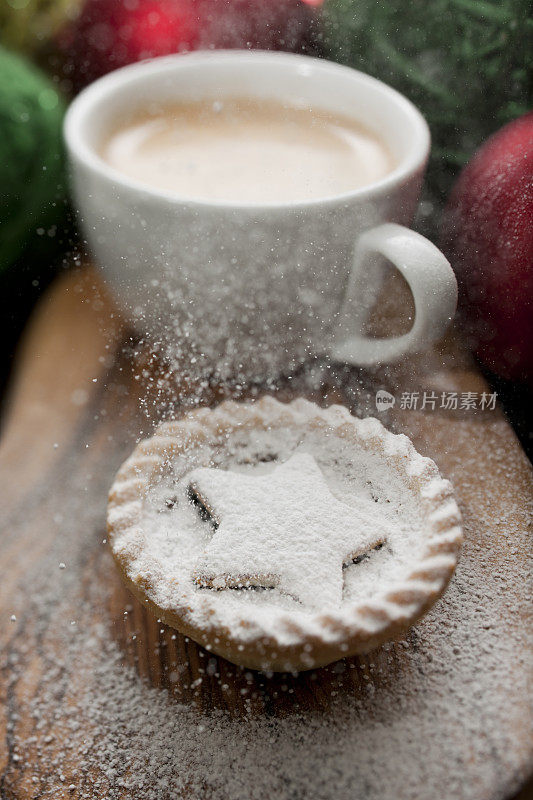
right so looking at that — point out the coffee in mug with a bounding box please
[99,97,395,204]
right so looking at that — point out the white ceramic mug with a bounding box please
[65,51,457,379]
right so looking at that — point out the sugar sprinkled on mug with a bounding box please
[64,51,456,380]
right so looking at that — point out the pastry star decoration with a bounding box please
[188,452,391,611]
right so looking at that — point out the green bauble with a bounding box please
[0,46,66,273]
[322,0,531,202]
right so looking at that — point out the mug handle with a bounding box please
[331,223,458,366]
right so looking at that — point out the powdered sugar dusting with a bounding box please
[3,392,531,800]
[190,452,390,609]
[109,401,460,657]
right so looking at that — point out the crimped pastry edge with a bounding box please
[107,397,463,672]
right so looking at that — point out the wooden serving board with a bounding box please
[0,265,531,800]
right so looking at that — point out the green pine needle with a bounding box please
[321,0,532,203]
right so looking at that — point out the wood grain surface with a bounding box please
[0,265,531,800]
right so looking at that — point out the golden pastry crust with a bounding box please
[108,397,463,672]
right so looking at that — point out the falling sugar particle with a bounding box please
[70,388,89,406]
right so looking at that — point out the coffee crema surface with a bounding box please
[99,98,395,203]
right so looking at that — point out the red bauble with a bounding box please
[58,0,200,89]
[58,0,322,92]
[442,112,533,383]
